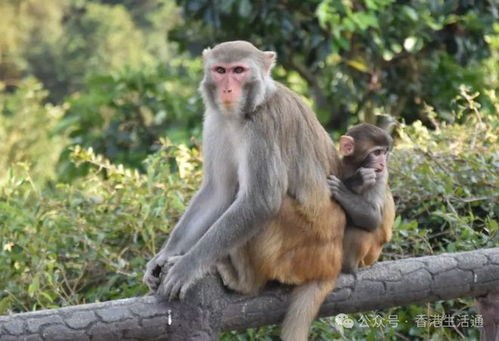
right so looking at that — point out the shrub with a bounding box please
[59,60,203,179]
[389,86,498,258]
[0,140,201,312]
[0,78,68,185]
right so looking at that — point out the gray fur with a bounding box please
[143,42,340,340]
[328,170,387,231]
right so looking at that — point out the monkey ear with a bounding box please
[202,47,212,61]
[263,51,277,73]
[339,135,355,156]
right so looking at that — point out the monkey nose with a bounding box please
[223,89,232,93]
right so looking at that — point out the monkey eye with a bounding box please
[215,66,226,74]
[233,66,245,74]
[373,149,383,156]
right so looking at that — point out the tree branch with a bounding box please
[1,248,498,340]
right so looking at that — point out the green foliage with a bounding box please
[0,141,201,312]
[0,0,66,85]
[0,0,170,102]
[59,59,203,178]
[172,0,498,129]
[2,0,498,163]
[27,1,152,102]
[389,88,498,257]
[0,79,68,185]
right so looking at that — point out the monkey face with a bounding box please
[340,123,392,178]
[363,146,389,174]
[210,63,250,110]
[201,41,277,115]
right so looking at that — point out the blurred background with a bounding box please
[0,1,497,339]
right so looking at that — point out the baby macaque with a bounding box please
[328,123,395,273]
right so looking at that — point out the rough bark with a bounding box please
[1,248,498,341]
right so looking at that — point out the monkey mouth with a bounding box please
[222,101,235,110]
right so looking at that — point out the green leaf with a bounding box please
[403,36,423,52]
[382,49,394,61]
[365,0,378,10]
[28,277,40,298]
[0,296,13,314]
[402,5,418,22]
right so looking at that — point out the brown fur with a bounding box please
[215,84,345,340]
[239,83,345,289]
[251,197,344,285]
[342,188,395,271]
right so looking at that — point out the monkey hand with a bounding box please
[327,175,347,199]
[159,253,205,301]
[143,252,181,293]
[357,167,377,188]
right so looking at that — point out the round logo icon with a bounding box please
[335,313,354,329]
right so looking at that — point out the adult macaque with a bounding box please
[143,41,346,340]
[328,123,395,273]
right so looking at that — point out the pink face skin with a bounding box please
[211,63,250,110]
[365,147,388,173]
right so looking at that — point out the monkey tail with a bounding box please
[281,279,335,341]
